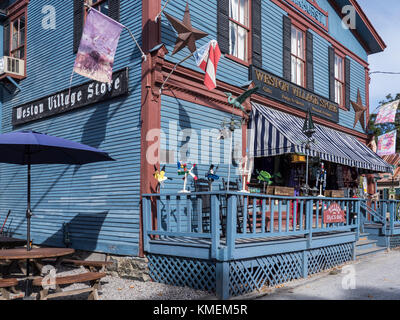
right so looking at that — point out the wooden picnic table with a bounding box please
[0,247,75,277]
[0,237,26,249]
[0,247,74,260]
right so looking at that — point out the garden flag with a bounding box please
[73,8,124,84]
[194,40,221,90]
[375,100,400,124]
[377,130,397,156]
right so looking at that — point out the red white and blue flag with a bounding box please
[194,40,221,90]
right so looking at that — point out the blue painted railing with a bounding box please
[370,200,400,235]
[142,191,361,259]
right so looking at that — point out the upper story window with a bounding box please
[229,0,250,62]
[1,0,28,79]
[291,25,305,87]
[10,14,25,59]
[334,54,345,107]
[85,0,109,17]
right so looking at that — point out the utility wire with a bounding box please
[370,71,400,75]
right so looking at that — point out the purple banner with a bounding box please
[74,9,124,84]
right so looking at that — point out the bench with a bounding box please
[0,278,21,300]
[32,272,106,300]
[61,259,113,272]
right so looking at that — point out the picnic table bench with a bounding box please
[0,278,22,300]
[33,272,106,300]
[61,259,113,272]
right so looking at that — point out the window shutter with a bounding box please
[345,58,351,110]
[306,31,314,92]
[217,0,230,54]
[109,0,120,22]
[252,0,262,68]
[328,46,335,102]
[282,15,291,81]
[73,0,84,53]
[3,22,10,56]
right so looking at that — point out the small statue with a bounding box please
[177,162,198,193]
[153,165,172,191]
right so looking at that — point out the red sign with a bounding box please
[323,203,346,223]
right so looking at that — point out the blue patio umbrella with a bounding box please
[0,130,115,251]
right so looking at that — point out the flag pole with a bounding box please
[155,0,172,22]
[159,51,195,93]
[83,3,146,61]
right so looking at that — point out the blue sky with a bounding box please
[357,0,400,113]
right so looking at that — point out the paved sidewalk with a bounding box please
[253,248,400,300]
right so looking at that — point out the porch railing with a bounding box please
[370,200,400,235]
[142,191,360,260]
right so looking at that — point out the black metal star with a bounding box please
[164,2,208,55]
[351,89,368,131]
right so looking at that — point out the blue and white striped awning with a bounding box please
[249,103,392,173]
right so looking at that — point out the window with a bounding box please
[334,54,345,107]
[10,14,25,59]
[229,0,250,62]
[291,25,305,87]
[85,0,109,16]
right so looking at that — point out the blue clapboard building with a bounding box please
[0,0,394,298]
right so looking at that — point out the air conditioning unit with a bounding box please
[0,56,25,77]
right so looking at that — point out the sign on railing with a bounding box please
[323,202,346,223]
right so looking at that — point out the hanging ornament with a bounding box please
[351,89,367,131]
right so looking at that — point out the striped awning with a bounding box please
[249,103,393,173]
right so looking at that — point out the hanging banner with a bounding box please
[377,130,397,156]
[375,100,400,124]
[74,8,124,84]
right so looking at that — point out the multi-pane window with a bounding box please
[229,0,250,62]
[291,25,305,87]
[334,54,345,107]
[86,0,109,15]
[10,15,25,60]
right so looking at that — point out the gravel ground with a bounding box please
[8,248,400,300]
[255,248,400,300]
[34,266,215,300]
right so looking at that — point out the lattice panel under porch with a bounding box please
[147,254,216,293]
[389,236,400,248]
[307,243,353,275]
[229,252,303,297]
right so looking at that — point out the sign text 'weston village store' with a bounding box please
[12,68,129,126]
[251,66,339,123]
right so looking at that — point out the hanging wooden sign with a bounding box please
[323,202,346,223]
[12,68,129,126]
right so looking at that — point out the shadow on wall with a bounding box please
[39,211,109,257]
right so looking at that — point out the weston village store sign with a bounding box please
[251,66,339,123]
[12,68,129,126]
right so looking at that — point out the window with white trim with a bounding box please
[229,0,250,62]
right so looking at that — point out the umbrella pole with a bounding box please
[27,161,32,251]
[25,161,32,298]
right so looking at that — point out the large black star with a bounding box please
[164,2,208,55]
[351,89,368,131]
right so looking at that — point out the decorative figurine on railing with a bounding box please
[224,86,259,116]
[206,165,219,191]
[314,162,327,197]
[153,164,172,192]
[256,170,282,194]
[177,161,198,193]
[238,154,252,193]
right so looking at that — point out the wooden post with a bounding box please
[226,194,237,260]
[139,0,163,258]
[210,194,220,260]
[216,261,230,300]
